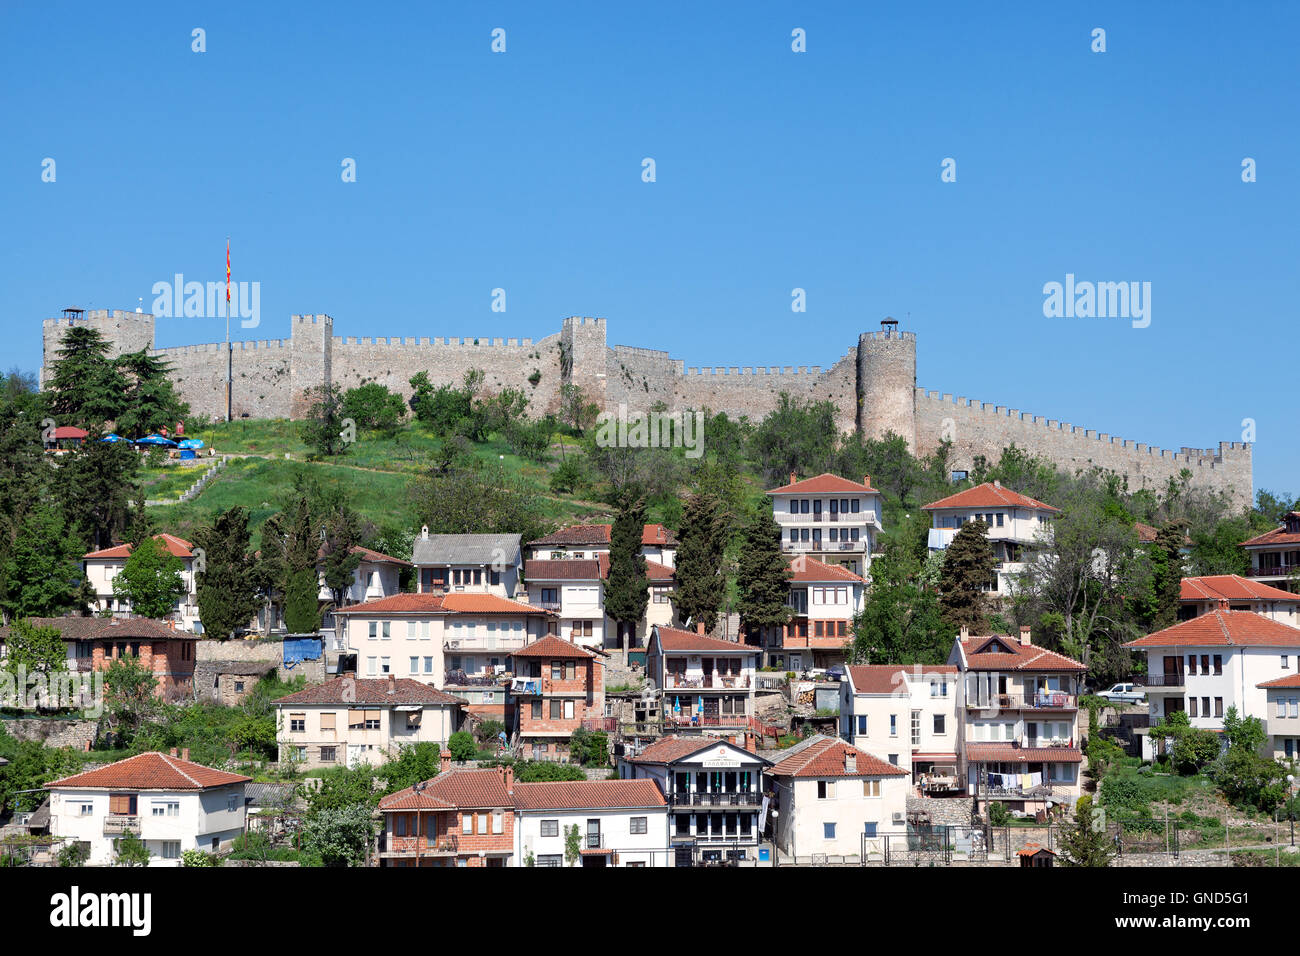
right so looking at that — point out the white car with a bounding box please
[1096,682,1146,704]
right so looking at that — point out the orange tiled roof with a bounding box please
[769,737,907,778]
[958,635,1085,671]
[84,533,194,561]
[527,523,678,548]
[654,625,759,654]
[512,779,666,810]
[922,482,1059,513]
[379,768,513,811]
[625,735,755,765]
[349,545,411,566]
[1257,674,1300,689]
[441,593,547,615]
[1241,515,1300,548]
[1124,610,1300,649]
[525,559,603,581]
[1180,575,1300,604]
[0,616,192,642]
[511,635,596,659]
[787,555,864,583]
[333,593,448,615]
[965,743,1082,764]
[846,665,909,695]
[766,473,879,495]
[47,752,249,791]
[275,676,466,706]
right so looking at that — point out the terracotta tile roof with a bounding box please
[441,593,548,615]
[1180,575,1300,604]
[527,524,678,548]
[1124,610,1300,649]
[333,593,448,615]
[84,533,194,560]
[511,634,596,659]
[1257,674,1300,689]
[51,426,88,439]
[275,676,467,706]
[525,559,603,581]
[379,768,513,811]
[922,482,1060,514]
[512,779,666,810]
[349,545,411,567]
[593,553,674,582]
[846,665,909,695]
[787,555,865,583]
[766,473,880,495]
[768,736,908,778]
[654,625,759,655]
[964,743,1082,764]
[47,752,250,791]
[626,735,764,765]
[1241,515,1300,548]
[958,636,1085,671]
[1017,842,1055,857]
[0,616,193,643]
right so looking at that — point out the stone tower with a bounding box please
[856,319,917,450]
[41,309,156,389]
[289,314,333,418]
[559,316,608,411]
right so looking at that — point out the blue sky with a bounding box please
[2,2,1296,496]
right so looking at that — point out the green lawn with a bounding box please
[138,462,212,501]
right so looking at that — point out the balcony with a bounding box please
[781,541,865,554]
[663,674,751,690]
[444,671,503,688]
[103,815,141,836]
[966,692,1077,710]
[665,713,750,730]
[580,717,618,732]
[669,791,761,807]
[1246,564,1299,578]
[535,600,562,612]
[1143,673,1187,688]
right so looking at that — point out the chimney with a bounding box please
[169,747,178,757]
[695,621,706,635]
[789,471,796,485]
[1217,597,1230,611]
[499,763,514,791]
[959,625,970,640]
[181,747,190,761]
[1019,625,1032,646]
[440,748,452,773]
[844,749,857,773]
[993,479,1001,488]
[387,672,397,694]
[421,525,429,539]
[863,475,871,488]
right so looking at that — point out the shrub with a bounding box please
[447,731,477,762]
[987,802,1011,827]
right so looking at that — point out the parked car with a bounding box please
[824,664,845,682]
[1096,682,1146,704]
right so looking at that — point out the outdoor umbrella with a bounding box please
[136,434,178,447]
[100,433,125,442]
[177,438,205,449]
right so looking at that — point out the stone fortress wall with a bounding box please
[41,310,1253,508]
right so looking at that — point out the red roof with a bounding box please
[51,426,88,440]
[275,676,466,706]
[654,625,759,655]
[511,635,596,659]
[965,743,1082,764]
[333,592,546,616]
[84,533,194,561]
[527,524,678,548]
[1241,515,1300,549]
[525,559,602,581]
[349,545,411,567]
[769,737,908,778]
[1180,575,1300,604]
[441,593,546,615]
[846,665,909,695]
[47,752,250,791]
[625,736,754,765]
[1124,610,1300,649]
[958,635,1085,672]
[1257,674,1300,689]
[922,482,1059,514]
[787,555,864,584]
[512,779,666,810]
[379,768,513,811]
[766,473,880,495]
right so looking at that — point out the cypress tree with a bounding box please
[605,495,649,655]
[937,518,997,633]
[320,505,365,609]
[194,507,262,640]
[735,510,791,641]
[674,492,727,633]
[1150,522,1185,631]
[1057,795,1116,867]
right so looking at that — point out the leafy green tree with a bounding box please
[102,655,159,739]
[409,370,474,433]
[0,504,88,620]
[0,619,67,679]
[113,350,190,437]
[263,496,322,634]
[605,495,650,654]
[45,326,125,429]
[749,393,838,485]
[673,493,727,633]
[113,834,152,867]
[56,841,90,867]
[306,765,377,815]
[735,510,792,641]
[301,803,374,867]
[447,730,477,762]
[408,465,547,543]
[0,736,88,814]
[1057,795,1116,867]
[564,823,582,866]
[112,535,186,619]
[937,519,996,633]
[303,383,349,458]
[319,505,364,610]
[181,849,219,867]
[549,455,586,495]
[194,507,262,639]
[378,743,444,793]
[342,382,406,436]
[568,728,609,766]
[851,516,949,664]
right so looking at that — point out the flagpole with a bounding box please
[225,237,232,423]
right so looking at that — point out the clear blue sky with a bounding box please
[2,2,1296,496]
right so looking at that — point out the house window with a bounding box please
[630,816,648,834]
[368,621,378,640]
[78,804,93,816]
[1188,698,1199,717]
[1187,655,1197,676]
[933,714,946,735]
[816,780,835,799]
[409,657,419,674]
[856,715,868,736]
[564,700,575,720]
[540,819,559,837]
[823,822,836,839]
[160,841,181,860]
[863,780,880,797]
[1213,655,1223,675]
[1284,656,1291,670]
[537,855,563,867]
[889,715,897,737]
[290,715,306,732]
[531,700,542,719]
[424,657,434,674]
[234,681,244,693]
[366,657,377,676]
[365,718,380,731]
[152,801,180,817]
[863,822,877,837]
[550,700,562,719]
[321,747,337,763]
[1214,698,1224,718]
[395,815,407,837]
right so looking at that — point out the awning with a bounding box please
[395,705,423,712]
[579,848,613,856]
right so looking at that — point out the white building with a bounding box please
[648,625,760,732]
[1240,512,1300,593]
[46,750,249,866]
[83,534,200,632]
[1125,606,1300,736]
[1257,675,1300,761]
[512,779,669,867]
[764,556,865,671]
[922,481,1059,597]
[411,530,523,598]
[840,664,960,790]
[1179,575,1300,628]
[274,674,466,769]
[766,473,884,578]
[767,735,909,862]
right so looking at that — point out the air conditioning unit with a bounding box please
[448,641,459,649]
[892,811,904,825]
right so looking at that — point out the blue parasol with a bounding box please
[177,438,205,449]
[136,434,178,447]
[100,433,125,442]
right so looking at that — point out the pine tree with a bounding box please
[194,507,262,640]
[735,510,791,641]
[113,535,186,619]
[1057,795,1116,867]
[0,504,88,620]
[674,493,727,632]
[45,326,126,429]
[1150,522,1185,631]
[604,495,649,655]
[113,350,190,437]
[268,497,323,634]
[937,518,996,633]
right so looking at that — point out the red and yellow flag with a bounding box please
[226,240,231,302]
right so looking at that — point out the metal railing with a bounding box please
[580,717,618,732]
[669,791,761,807]
[966,693,1078,710]
[663,674,751,690]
